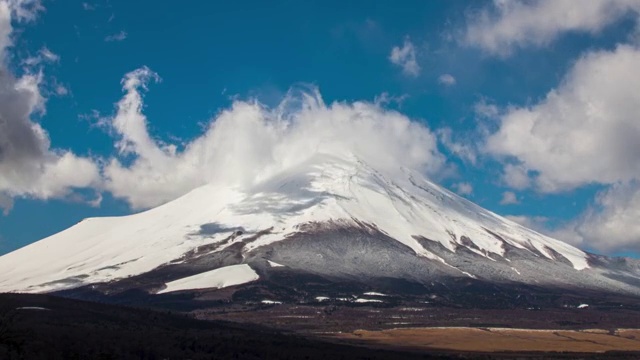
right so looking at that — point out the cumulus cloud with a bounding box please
[486,45,640,192]
[438,73,456,86]
[483,43,640,252]
[557,183,640,253]
[0,0,100,214]
[103,68,446,209]
[500,191,518,205]
[389,37,420,77]
[464,0,640,56]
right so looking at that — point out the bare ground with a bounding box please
[332,327,640,353]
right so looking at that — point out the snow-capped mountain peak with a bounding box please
[0,153,628,296]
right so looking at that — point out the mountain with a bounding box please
[0,153,639,306]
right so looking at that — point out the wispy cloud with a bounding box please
[438,73,456,86]
[54,84,69,96]
[389,37,420,77]
[20,46,59,66]
[105,30,127,42]
[82,2,95,11]
[39,46,59,62]
[373,92,409,107]
[437,128,477,165]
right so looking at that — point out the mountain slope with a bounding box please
[0,154,638,298]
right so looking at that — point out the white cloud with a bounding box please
[373,92,409,107]
[0,192,13,215]
[3,0,42,22]
[39,46,59,62]
[437,127,477,165]
[484,43,640,253]
[501,163,530,190]
[82,2,95,11]
[500,191,518,205]
[558,183,640,253]
[438,73,456,86]
[0,0,100,214]
[0,0,43,61]
[54,84,68,96]
[505,215,549,233]
[486,45,640,192]
[103,68,446,209]
[21,46,60,66]
[453,182,473,196]
[105,30,127,42]
[389,37,420,77]
[0,4,11,61]
[464,0,640,56]
[474,99,499,119]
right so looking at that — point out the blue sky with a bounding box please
[1,0,640,257]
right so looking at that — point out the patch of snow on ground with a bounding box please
[354,298,383,303]
[261,300,282,304]
[363,292,387,296]
[315,296,330,301]
[16,306,49,310]
[267,260,285,267]
[578,304,589,309]
[157,264,258,294]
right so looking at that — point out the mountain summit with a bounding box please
[0,154,638,302]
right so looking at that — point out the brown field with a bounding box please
[333,327,640,353]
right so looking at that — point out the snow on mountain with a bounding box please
[0,152,617,295]
[157,264,259,294]
[354,298,383,303]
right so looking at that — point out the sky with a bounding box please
[1,0,640,257]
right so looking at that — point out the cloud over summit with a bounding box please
[104,68,446,209]
[0,2,447,214]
